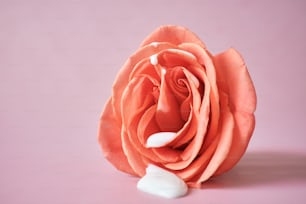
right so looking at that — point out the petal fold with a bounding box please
[140,25,206,48]
[98,99,136,175]
[213,48,256,175]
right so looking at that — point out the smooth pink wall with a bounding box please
[1,0,306,203]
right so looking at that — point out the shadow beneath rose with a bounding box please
[202,151,306,189]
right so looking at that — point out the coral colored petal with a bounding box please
[152,147,181,163]
[213,48,256,175]
[179,43,220,150]
[98,99,136,175]
[179,95,191,121]
[157,49,197,68]
[140,25,206,48]
[112,43,177,122]
[197,93,234,182]
[129,42,178,81]
[165,71,211,170]
[166,67,189,105]
[176,137,218,182]
[121,77,155,126]
[167,68,202,148]
[137,105,160,146]
[121,77,164,164]
[155,69,184,132]
[171,107,197,149]
[214,48,257,113]
[129,58,159,82]
[180,69,209,160]
[215,112,255,175]
[121,129,147,176]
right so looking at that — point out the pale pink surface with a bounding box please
[1,0,306,203]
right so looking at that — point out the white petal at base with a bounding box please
[146,132,177,148]
[137,164,188,199]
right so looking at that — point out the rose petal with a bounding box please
[197,93,234,182]
[175,137,217,182]
[165,71,211,170]
[170,106,197,149]
[173,93,234,186]
[121,129,147,176]
[213,48,256,175]
[112,43,177,123]
[129,58,160,82]
[157,49,198,68]
[152,147,181,163]
[179,43,220,151]
[140,25,206,48]
[155,68,184,131]
[121,77,155,126]
[120,77,165,173]
[137,105,159,146]
[214,48,256,114]
[167,68,202,148]
[179,95,191,121]
[180,69,209,160]
[98,99,136,175]
[166,67,189,103]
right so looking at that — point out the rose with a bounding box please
[98,25,256,188]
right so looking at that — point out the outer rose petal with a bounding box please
[98,99,136,175]
[213,48,256,175]
[140,25,206,48]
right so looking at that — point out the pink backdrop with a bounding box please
[1,0,306,203]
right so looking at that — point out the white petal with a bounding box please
[137,164,188,199]
[146,132,176,148]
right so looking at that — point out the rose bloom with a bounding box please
[98,25,256,188]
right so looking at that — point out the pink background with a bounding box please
[1,0,306,203]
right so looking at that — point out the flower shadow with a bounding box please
[202,151,306,189]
